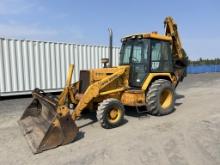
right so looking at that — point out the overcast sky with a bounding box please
[0,0,219,60]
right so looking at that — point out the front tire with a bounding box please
[146,79,175,116]
[97,98,125,129]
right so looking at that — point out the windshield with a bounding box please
[119,39,149,65]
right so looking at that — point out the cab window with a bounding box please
[120,39,149,65]
[151,40,172,72]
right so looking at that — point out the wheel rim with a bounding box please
[107,108,121,123]
[160,88,173,110]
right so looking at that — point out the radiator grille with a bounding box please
[79,70,90,93]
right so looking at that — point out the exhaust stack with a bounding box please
[108,28,113,67]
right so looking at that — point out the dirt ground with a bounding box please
[1,73,220,165]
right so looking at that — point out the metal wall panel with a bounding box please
[187,65,220,74]
[0,38,120,96]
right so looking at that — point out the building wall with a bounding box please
[0,38,120,96]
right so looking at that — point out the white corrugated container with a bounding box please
[0,38,120,96]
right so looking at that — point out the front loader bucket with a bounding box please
[18,90,78,154]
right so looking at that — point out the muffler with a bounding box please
[18,89,78,154]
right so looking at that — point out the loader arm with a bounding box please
[71,66,128,120]
[57,64,78,105]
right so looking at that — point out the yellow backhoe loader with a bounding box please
[18,16,188,153]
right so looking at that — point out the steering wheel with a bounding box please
[131,57,139,62]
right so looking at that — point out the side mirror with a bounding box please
[101,58,109,68]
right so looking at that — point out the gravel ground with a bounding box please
[1,73,220,165]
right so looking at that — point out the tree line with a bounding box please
[189,58,220,65]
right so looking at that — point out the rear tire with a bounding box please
[97,98,125,129]
[146,79,175,116]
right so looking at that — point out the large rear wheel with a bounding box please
[146,79,175,116]
[97,98,125,129]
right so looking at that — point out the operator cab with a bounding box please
[120,33,173,87]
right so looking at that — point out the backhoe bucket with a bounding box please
[18,90,78,154]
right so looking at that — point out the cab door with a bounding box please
[129,40,149,87]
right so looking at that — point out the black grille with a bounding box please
[79,70,90,93]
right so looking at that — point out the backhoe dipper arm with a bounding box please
[164,16,185,60]
[164,16,188,81]
[71,67,127,120]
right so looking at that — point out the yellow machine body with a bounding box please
[74,67,176,108]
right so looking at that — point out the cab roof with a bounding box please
[121,32,172,42]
